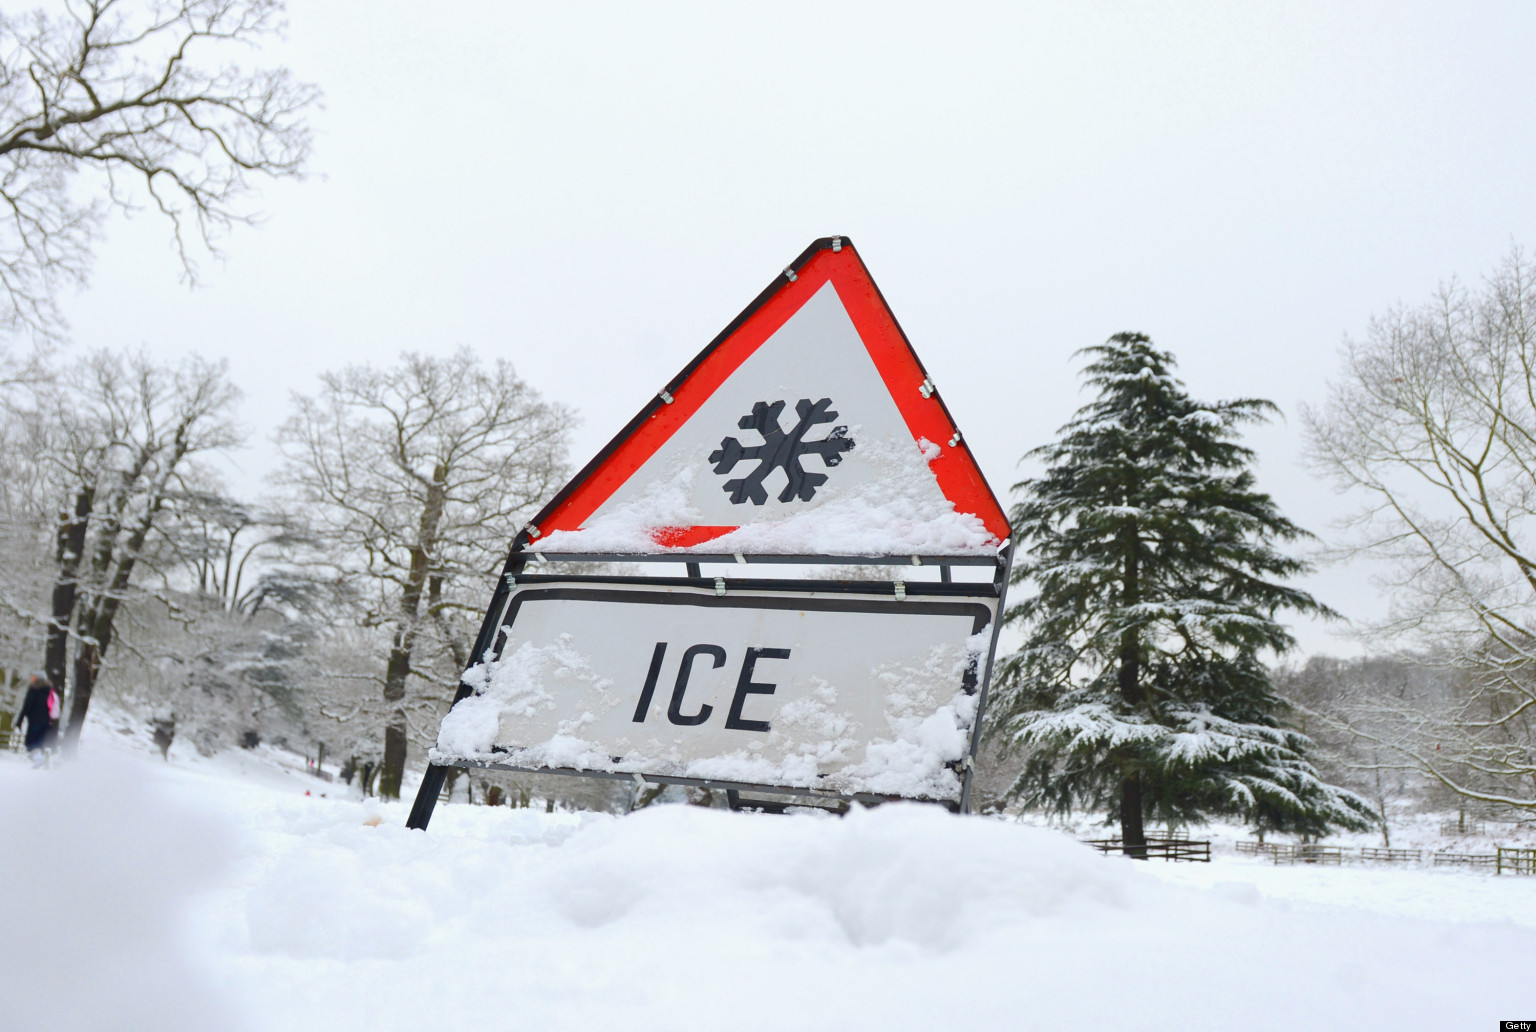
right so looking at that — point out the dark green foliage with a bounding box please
[992,334,1373,844]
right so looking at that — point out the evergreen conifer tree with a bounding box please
[992,334,1373,856]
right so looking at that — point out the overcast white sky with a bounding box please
[58,1,1536,656]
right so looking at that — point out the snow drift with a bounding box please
[4,745,1534,1031]
[0,755,239,1032]
[245,800,1532,1032]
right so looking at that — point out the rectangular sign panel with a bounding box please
[430,579,997,803]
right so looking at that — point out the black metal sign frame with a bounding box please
[407,545,1012,829]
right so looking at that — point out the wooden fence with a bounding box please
[1235,841,1532,872]
[1235,842,1345,864]
[1496,847,1536,874]
[1083,836,1211,862]
[1439,819,1486,836]
[1236,840,1279,858]
[1236,841,1345,863]
[1271,844,1344,865]
[1238,842,1385,864]
[1432,851,1498,869]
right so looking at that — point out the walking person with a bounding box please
[15,674,57,768]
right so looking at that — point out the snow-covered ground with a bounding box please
[3,736,1533,1031]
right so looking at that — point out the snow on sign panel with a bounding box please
[524,237,1010,557]
[431,581,998,803]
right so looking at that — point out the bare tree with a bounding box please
[1274,655,1458,844]
[0,0,318,336]
[275,349,574,800]
[157,490,310,614]
[1304,246,1536,815]
[27,347,241,747]
[97,585,313,757]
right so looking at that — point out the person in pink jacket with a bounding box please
[14,673,57,768]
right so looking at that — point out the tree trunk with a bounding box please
[1116,521,1143,705]
[1116,521,1148,858]
[379,629,415,800]
[380,719,408,800]
[61,502,157,752]
[377,473,447,800]
[1120,773,1148,859]
[65,641,100,752]
[44,491,92,694]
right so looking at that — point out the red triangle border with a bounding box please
[521,238,1010,553]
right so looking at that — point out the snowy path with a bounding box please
[3,744,1532,1031]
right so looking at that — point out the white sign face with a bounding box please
[589,283,951,527]
[433,582,996,802]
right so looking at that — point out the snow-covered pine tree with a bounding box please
[991,333,1373,856]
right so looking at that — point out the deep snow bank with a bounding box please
[0,754,240,1032]
[4,745,1535,1032]
[241,800,1533,1032]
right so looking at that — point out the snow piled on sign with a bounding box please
[537,437,999,555]
[435,629,988,801]
[435,635,614,760]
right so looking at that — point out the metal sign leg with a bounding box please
[406,764,449,830]
[407,554,527,831]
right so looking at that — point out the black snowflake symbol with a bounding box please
[708,398,856,505]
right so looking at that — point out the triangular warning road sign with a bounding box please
[521,237,1010,558]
